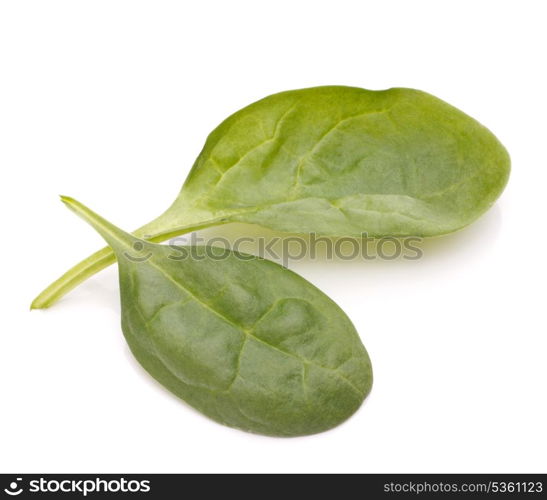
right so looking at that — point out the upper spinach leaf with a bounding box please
[173,86,509,237]
[32,86,510,308]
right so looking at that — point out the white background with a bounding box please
[1,0,545,473]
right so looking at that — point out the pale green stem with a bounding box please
[30,211,221,309]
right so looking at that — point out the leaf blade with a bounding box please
[62,198,373,436]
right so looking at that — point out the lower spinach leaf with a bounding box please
[61,196,373,437]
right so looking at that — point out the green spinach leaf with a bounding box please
[60,196,373,437]
[32,86,509,308]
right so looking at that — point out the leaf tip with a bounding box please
[29,297,43,311]
[59,195,76,206]
[59,195,84,217]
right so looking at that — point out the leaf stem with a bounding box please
[30,209,220,310]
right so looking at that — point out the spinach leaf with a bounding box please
[60,196,373,437]
[32,86,509,308]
